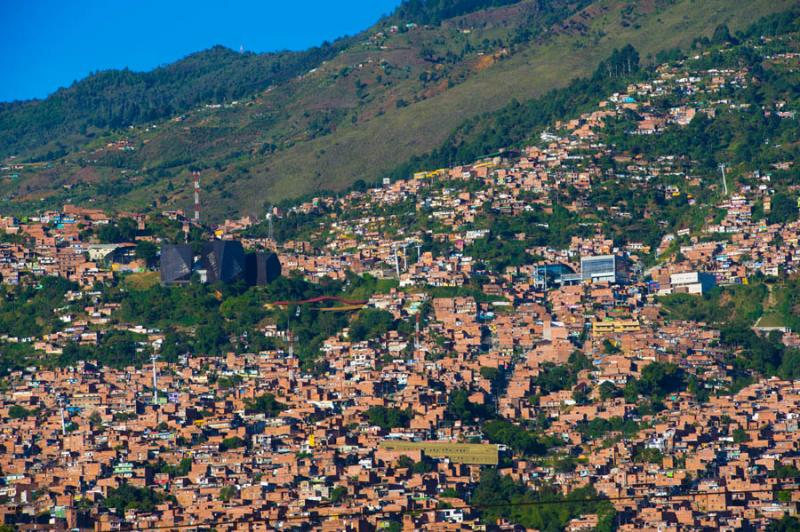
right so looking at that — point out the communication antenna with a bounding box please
[150,353,159,405]
[193,171,201,223]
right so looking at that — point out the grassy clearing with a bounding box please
[122,272,160,291]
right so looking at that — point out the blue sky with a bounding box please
[0,0,402,102]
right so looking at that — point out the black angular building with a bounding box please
[245,251,282,286]
[160,244,193,285]
[200,240,246,283]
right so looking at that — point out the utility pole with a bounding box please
[287,309,292,357]
[719,164,728,197]
[150,354,159,405]
[57,395,67,436]
[393,246,401,278]
[266,206,274,243]
[287,306,300,358]
[415,313,420,350]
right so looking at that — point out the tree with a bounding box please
[596,44,640,79]
[577,417,640,440]
[89,411,103,428]
[220,437,246,451]
[712,24,735,44]
[103,483,171,516]
[471,469,614,532]
[768,193,798,225]
[602,338,621,354]
[135,240,159,266]
[397,454,436,473]
[365,406,411,430]
[479,366,507,394]
[637,362,686,399]
[768,515,800,532]
[635,447,664,464]
[479,366,500,382]
[98,331,150,368]
[0,276,77,340]
[9,405,31,419]
[770,464,800,479]
[219,291,266,328]
[599,381,622,400]
[329,486,348,504]
[97,218,138,243]
[349,309,395,342]
[246,393,286,416]
[532,363,574,394]
[446,389,493,422]
[156,457,192,477]
[219,485,237,502]
[568,350,593,372]
[482,419,548,456]
[195,321,228,355]
[572,386,590,405]
[732,427,750,443]
[688,376,710,403]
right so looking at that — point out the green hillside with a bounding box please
[0,43,351,157]
[1,0,797,220]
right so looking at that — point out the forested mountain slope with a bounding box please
[0,0,796,220]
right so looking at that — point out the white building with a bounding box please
[663,271,717,295]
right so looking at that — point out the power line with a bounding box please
[108,482,800,531]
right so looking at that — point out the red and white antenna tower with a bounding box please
[193,171,201,223]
